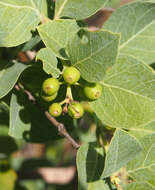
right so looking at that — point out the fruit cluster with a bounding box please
[41,66,102,119]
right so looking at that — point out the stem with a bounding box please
[59,99,67,106]
[15,84,80,149]
[66,85,73,100]
[59,82,64,85]
[74,82,83,87]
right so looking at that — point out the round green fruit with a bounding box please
[84,83,102,100]
[49,103,62,117]
[42,78,60,96]
[68,102,84,119]
[41,92,57,102]
[63,67,80,84]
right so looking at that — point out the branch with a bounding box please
[15,84,80,149]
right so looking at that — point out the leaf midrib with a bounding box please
[120,19,155,49]
[55,0,68,19]
[101,82,155,102]
[127,163,155,174]
[74,37,117,66]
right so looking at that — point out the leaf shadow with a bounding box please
[59,48,68,59]
[0,136,18,156]
[14,91,59,143]
[86,142,105,182]
[0,62,14,71]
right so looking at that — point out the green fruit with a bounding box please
[49,103,62,117]
[63,66,80,84]
[68,102,84,119]
[42,78,60,96]
[41,92,57,102]
[84,83,102,100]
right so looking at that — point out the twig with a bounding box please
[14,84,80,149]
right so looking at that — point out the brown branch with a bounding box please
[15,84,80,149]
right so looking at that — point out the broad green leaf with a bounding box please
[55,0,107,20]
[0,0,46,47]
[102,129,141,178]
[36,48,60,78]
[67,29,120,82]
[126,133,155,188]
[106,0,121,8]
[91,55,155,131]
[19,180,45,190]
[123,182,155,190]
[77,142,105,190]
[86,180,113,190]
[38,19,79,59]
[129,121,155,139]
[9,93,31,139]
[0,62,29,99]
[0,169,17,190]
[103,2,155,64]
[104,55,155,99]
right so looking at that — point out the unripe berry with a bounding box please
[63,67,80,84]
[49,103,62,117]
[68,102,84,119]
[42,78,60,96]
[41,92,57,102]
[84,83,102,100]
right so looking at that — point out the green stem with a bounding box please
[59,99,67,106]
[66,85,73,100]
[74,82,83,87]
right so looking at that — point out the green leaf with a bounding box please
[84,180,114,190]
[123,182,155,190]
[0,0,46,47]
[77,142,105,190]
[102,129,142,178]
[126,133,155,188]
[67,29,120,82]
[91,55,155,131]
[54,0,107,20]
[0,62,29,99]
[37,19,79,59]
[103,1,155,64]
[9,93,31,139]
[36,48,60,78]
[19,180,45,190]
[104,55,155,99]
[106,0,121,8]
